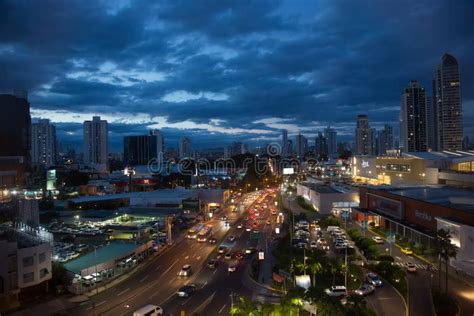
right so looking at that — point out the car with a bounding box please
[235,252,245,260]
[325,286,347,297]
[178,264,192,277]
[224,221,230,228]
[401,247,413,255]
[366,272,382,286]
[372,236,384,244]
[133,304,163,316]
[245,247,257,254]
[271,210,277,215]
[406,262,417,273]
[220,215,228,221]
[218,246,227,254]
[355,283,375,296]
[245,226,251,232]
[266,220,271,225]
[207,259,218,269]
[310,241,318,249]
[237,223,243,229]
[224,252,233,260]
[244,217,249,221]
[208,237,217,244]
[228,265,237,272]
[176,284,196,297]
[228,235,236,242]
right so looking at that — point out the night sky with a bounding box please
[1,0,473,152]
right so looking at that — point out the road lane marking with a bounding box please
[218,304,227,313]
[201,281,208,288]
[140,275,149,282]
[117,288,130,296]
[96,300,106,307]
[213,269,218,274]
[181,297,192,306]
[162,259,179,275]
[79,301,89,306]
[196,256,201,260]
[154,265,162,271]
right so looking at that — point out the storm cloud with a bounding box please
[1,0,473,151]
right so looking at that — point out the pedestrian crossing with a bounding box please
[394,261,437,271]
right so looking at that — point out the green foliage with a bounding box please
[296,196,316,211]
[320,216,341,228]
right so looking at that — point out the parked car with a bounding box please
[325,286,347,297]
[355,283,375,296]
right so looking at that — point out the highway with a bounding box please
[69,189,278,316]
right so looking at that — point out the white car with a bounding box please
[228,265,237,272]
[325,286,347,297]
[372,236,384,244]
[178,264,192,277]
[406,262,417,273]
[237,223,243,229]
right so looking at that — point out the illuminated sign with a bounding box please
[258,251,265,260]
[362,160,370,168]
[283,168,295,175]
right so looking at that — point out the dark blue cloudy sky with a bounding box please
[1,0,473,152]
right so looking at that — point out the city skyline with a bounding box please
[1,1,473,151]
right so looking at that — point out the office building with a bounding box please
[287,140,293,156]
[426,96,437,151]
[83,116,108,172]
[324,126,337,158]
[228,142,243,157]
[400,81,427,152]
[355,115,375,155]
[281,129,288,156]
[377,124,394,156]
[315,132,328,158]
[433,53,463,151]
[31,119,56,168]
[0,90,31,189]
[179,137,192,159]
[295,134,307,157]
[124,130,165,166]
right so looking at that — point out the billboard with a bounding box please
[283,167,295,175]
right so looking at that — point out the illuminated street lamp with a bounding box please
[124,166,136,192]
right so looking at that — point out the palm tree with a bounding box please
[308,262,323,287]
[434,229,458,294]
[230,296,259,316]
[329,258,342,286]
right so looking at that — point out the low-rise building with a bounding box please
[296,182,359,214]
[354,185,474,275]
[0,226,52,311]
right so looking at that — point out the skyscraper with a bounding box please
[324,126,337,158]
[315,132,328,158]
[83,116,108,171]
[31,119,56,167]
[426,96,436,151]
[281,129,288,156]
[179,137,192,159]
[355,115,374,155]
[295,134,307,157]
[377,124,394,156]
[400,80,427,152]
[0,90,31,188]
[124,130,165,165]
[433,53,463,151]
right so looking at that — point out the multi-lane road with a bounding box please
[69,189,279,316]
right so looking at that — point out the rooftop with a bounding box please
[301,182,355,194]
[384,186,474,212]
[403,150,474,163]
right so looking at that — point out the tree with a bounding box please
[309,262,323,287]
[230,296,259,316]
[434,229,458,294]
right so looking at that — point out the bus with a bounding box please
[196,225,213,242]
[187,223,205,239]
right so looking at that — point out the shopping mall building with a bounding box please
[352,150,474,187]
